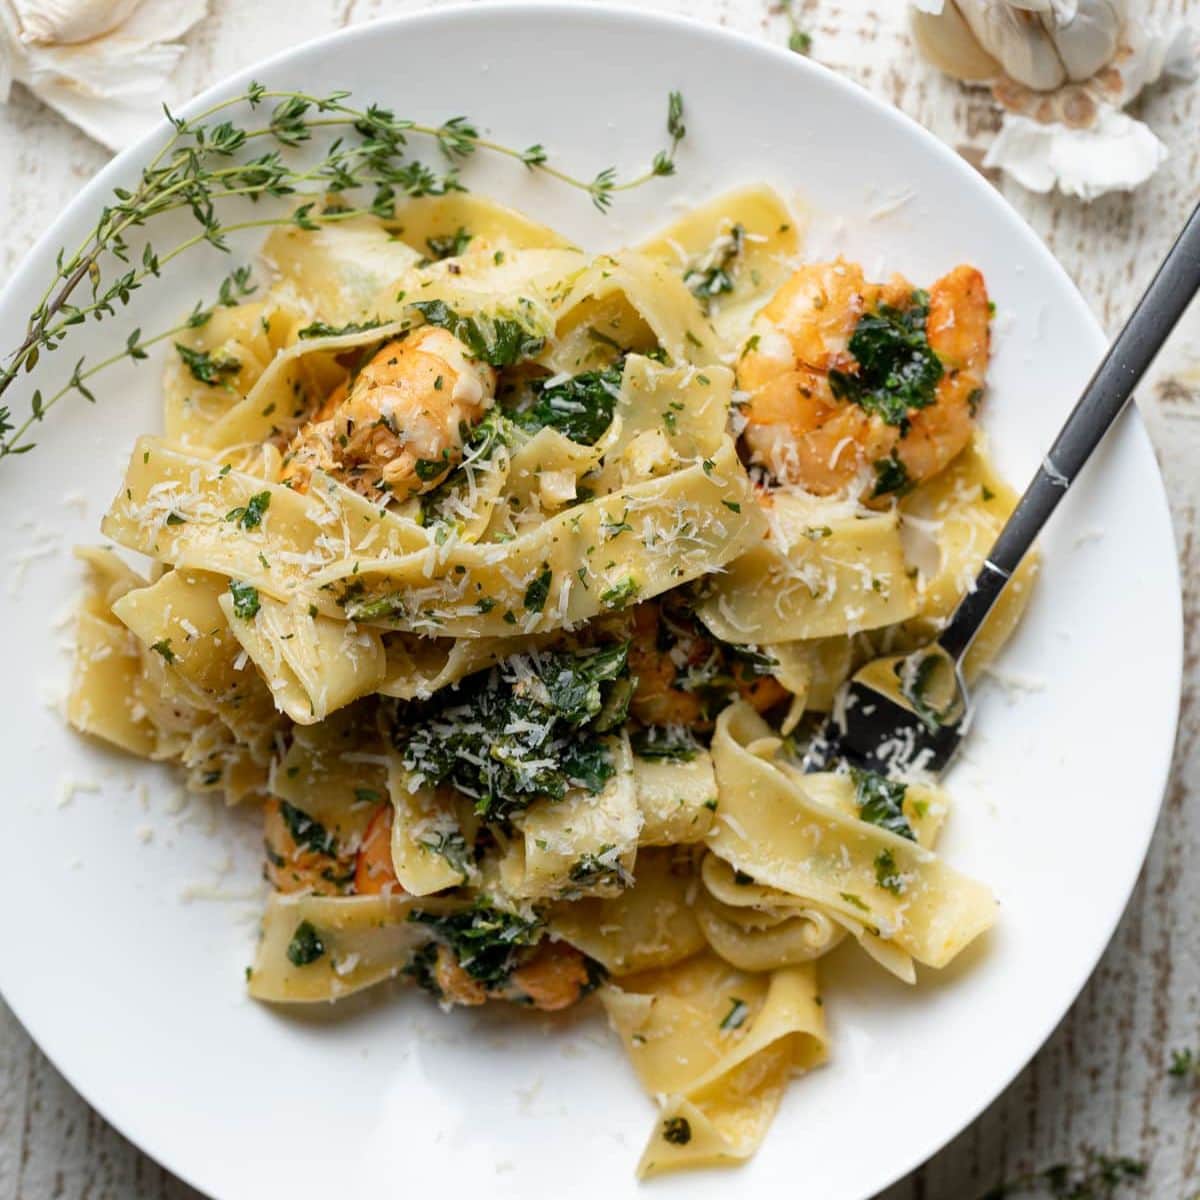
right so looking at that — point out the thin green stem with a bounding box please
[0,84,686,460]
[2,321,192,456]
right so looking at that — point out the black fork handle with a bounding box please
[938,199,1200,663]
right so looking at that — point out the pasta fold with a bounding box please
[698,493,919,643]
[707,703,995,971]
[601,952,827,1176]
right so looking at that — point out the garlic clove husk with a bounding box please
[0,0,208,149]
[911,0,1192,200]
[104,0,208,49]
[983,106,1166,200]
[13,0,142,45]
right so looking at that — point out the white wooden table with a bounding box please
[2,2,1197,1196]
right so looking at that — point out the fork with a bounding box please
[803,198,1200,778]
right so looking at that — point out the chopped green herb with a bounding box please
[425,226,472,260]
[418,829,471,876]
[662,1117,692,1145]
[278,799,337,856]
[419,410,513,530]
[871,453,912,499]
[568,845,633,891]
[228,579,260,619]
[225,489,271,529]
[512,360,624,445]
[851,768,915,841]
[874,849,904,895]
[683,223,744,308]
[1168,1047,1200,1080]
[175,343,240,385]
[828,291,942,429]
[410,299,544,367]
[409,902,541,988]
[414,454,451,482]
[297,317,384,339]
[286,920,326,967]
[524,565,552,612]
[720,997,750,1031]
[393,644,630,820]
[150,638,175,663]
[600,577,639,609]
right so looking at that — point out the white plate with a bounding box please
[0,6,1181,1199]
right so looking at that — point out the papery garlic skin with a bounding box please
[0,0,208,150]
[984,107,1167,200]
[13,0,142,45]
[911,0,1196,200]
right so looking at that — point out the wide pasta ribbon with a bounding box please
[707,703,995,973]
[636,183,802,354]
[249,893,441,1003]
[698,491,919,643]
[313,438,765,637]
[549,847,706,976]
[601,951,827,1176]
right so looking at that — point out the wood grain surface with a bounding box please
[1,2,1197,1196]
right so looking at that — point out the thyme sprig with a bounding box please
[1168,1046,1200,1082]
[980,1152,1148,1199]
[0,85,687,461]
[778,0,812,54]
[1,266,258,457]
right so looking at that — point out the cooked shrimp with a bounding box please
[431,945,488,1006]
[509,941,593,1011]
[626,601,708,728]
[737,259,989,498]
[624,600,789,729]
[263,797,355,895]
[281,326,497,501]
[731,662,789,714]
[427,939,593,1012]
[354,803,403,896]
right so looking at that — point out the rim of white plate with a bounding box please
[0,5,1182,1198]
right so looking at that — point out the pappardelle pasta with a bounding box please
[68,185,1036,1176]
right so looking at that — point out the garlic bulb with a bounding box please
[911,0,1197,199]
[0,0,209,151]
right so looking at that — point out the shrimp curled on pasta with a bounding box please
[281,326,497,501]
[736,259,989,499]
